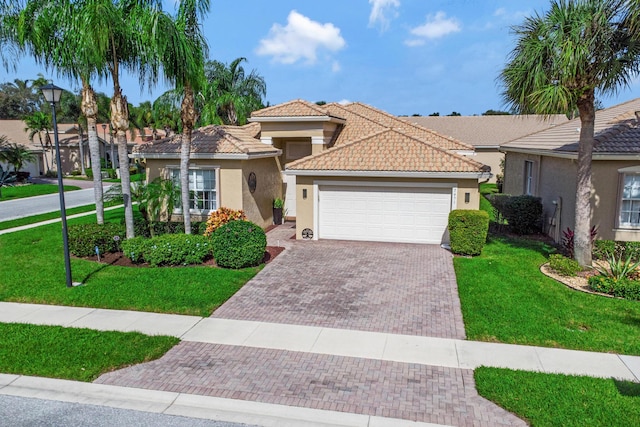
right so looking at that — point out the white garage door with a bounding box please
[318,185,453,244]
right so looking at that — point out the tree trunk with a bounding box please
[111,87,134,238]
[81,83,104,225]
[180,85,195,234]
[574,93,595,267]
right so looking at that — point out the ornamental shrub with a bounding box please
[68,223,125,257]
[448,209,489,256]
[588,276,640,301]
[204,207,246,236]
[548,254,581,277]
[487,194,542,235]
[592,240,617,260]
[211,220,266,268]
[121,234,212,266]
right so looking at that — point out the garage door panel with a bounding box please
[318,185,452,244]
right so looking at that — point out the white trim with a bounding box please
[260,136,273,145]
[285,170,490,179]
[451,187,458,210]
[311,136,331,145]
[618,165,640,173]
[502,147,640,161]
[249,116,346,124]
[313,182,319,241]
[456,150,476,156]
[168,166,220,215]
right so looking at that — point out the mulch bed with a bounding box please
[80,245,285,268]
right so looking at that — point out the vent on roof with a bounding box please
[635,111,640,123]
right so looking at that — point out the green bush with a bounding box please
[85,169,93,179]
[548,254,581,277]
[448,209,489,256]
[121,236,148,263]
[487,194,542,234]
[588,276,640,301]
[68,223,125,257]
[121,234,212,266]
[593,240,616,260]
[211,220,267,268]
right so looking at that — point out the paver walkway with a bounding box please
[95,233,524,426]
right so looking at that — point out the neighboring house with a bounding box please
[135,100,491,244]
[501,98,640,243]
[405,115,569,183]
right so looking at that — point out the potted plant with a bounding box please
[273,197,284,225]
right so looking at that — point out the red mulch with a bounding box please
[80,246,286,268]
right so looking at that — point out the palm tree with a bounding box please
[14,0,109,224]
[23,111,52,173]
[201,57,266,126]
[153,0,209,234]
[0,141,36,172]
[500,0,640,266]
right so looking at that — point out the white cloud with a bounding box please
[331,61,341,72]
[256,10,346,65]
[338,99,351,105]
[407,11,461,42]
[368,0,400,32]
[404,39,425,47]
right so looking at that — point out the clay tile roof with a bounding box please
[325,102,473,151]
[286,129,485,173]
[251,99,341,118]
[405,114,570,148]
[501,98,640,154]
[133,124,278,156]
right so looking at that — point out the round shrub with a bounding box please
[121,236,149,263]
[448,209,489,256]
[548,254,582,277]
[211,220,266,268]
[68,223,125,257]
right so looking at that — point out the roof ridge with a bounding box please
[341,102,474,150]
[252,99,328,117]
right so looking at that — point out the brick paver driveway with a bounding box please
[214,240,466,339]
[97,240,525,427]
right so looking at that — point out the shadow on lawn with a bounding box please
[615,379,640,398]
[486,231,557,258]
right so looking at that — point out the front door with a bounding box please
[283,172,296,218]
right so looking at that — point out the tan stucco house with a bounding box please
[406,114,569,183]
[501,98,640,242]
[134,100,491,244]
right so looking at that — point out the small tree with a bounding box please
[0,141,36,172]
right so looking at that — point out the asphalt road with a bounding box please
[0,395,256,427]
[0,180,111,222]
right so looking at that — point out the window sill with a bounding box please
[613,228,640,233]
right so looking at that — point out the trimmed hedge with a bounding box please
[448,209,489,256]
[121,234,212,266]
[211,220,266,268]
[68,223,125,257]
[487,194,543,234]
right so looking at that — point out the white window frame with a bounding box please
[169,167,219,214]
[619,172,640,229]
[524,160,535,195]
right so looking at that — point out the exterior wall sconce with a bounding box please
[302,188,307,199]
[464,192,470,203]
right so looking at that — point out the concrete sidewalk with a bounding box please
[1,302,639,426]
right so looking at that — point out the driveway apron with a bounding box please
[96,239,525,427]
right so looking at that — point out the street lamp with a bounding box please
[41,83,76,288]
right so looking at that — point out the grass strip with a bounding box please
[455,235,640,355]
[0,208,259,316]
[0,184,80,201]
[0,323,178,382]
[0,201,121,231]
[475,367,640,427]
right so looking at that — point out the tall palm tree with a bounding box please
[14,0,109,224]
[153,0,209,234]
[201,57,266,126]
[500,0,640,266]
[23,110,52,173]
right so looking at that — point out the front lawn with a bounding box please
[0,208,260,316]
[475,367,640,427]
[0,323,178,381]
[455,235,640,355]
[0,183,80,201]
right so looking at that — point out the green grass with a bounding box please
[0,201,122,231]
[0,208,259,316]
[0,323,178,381]
[0,184,81,201]
[455,235,640,355]
[475,367,640,427]
[479,182,497,221]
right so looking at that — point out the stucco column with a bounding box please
[311,136,331,155]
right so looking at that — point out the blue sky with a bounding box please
[3,0,640,116]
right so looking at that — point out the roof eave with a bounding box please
[501,146,640,160]
[131,150,281,160]
[284,169,491,179]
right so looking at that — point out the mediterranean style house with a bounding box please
[133,100,492,244]
[501,98,640,242]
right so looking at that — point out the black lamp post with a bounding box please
[41,83,74,288]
